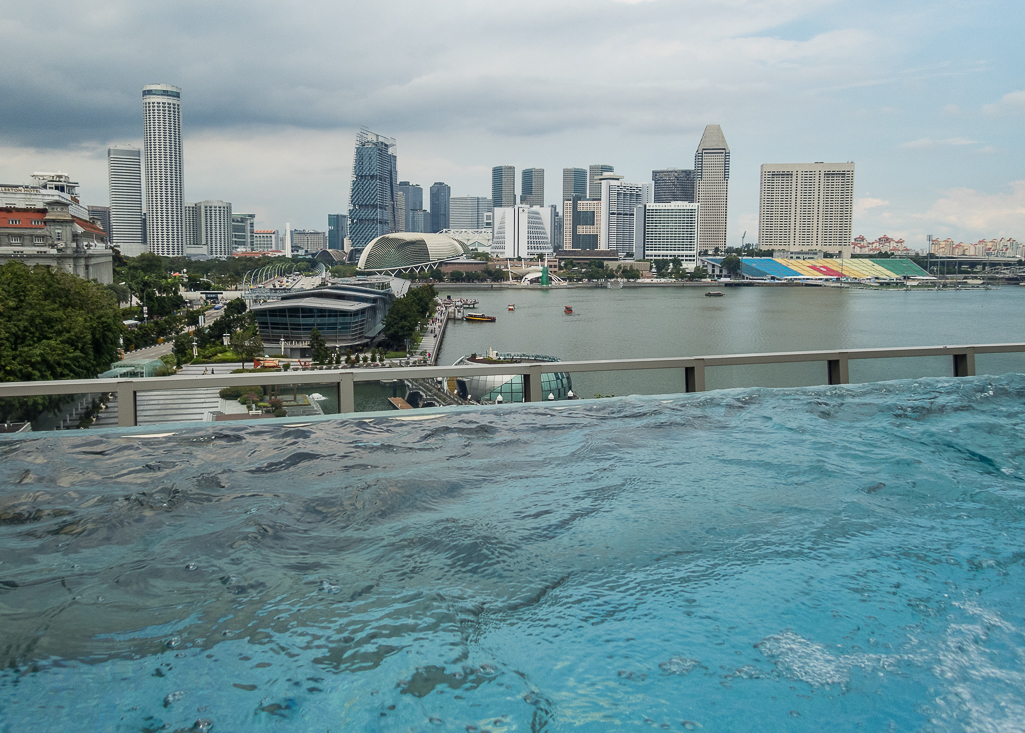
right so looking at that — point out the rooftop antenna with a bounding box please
[741,231,747,251]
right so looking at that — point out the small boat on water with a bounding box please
[564,306,574,315]
[704,291,724,297]
[464,312,497,322]
[508,304,515,311]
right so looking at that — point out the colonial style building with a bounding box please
[0,200,113,283]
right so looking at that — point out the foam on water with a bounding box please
[1,375,1025,731]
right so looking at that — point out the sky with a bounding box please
[1,0,1022,249]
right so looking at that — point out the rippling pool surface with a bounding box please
[2,376,1025,732]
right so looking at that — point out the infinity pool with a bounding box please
[1,375,1024,731]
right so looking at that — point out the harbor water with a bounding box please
[435,285,1025,398]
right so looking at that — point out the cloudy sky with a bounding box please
[1,0,1022,248]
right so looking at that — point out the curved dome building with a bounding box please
[452,351,574,403]
[357,233,469,273]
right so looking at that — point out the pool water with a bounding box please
[2,375,1024,731]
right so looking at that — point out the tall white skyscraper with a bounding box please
[107,145,145,256]
[142,84,184,257]
[196,200,233,258]
[694,125,729,254]
[599,174,650,257]
[491,205,555,259]
[758,163,855,256]
[633,202,699,268]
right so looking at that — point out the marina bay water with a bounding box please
[436,285,1025,398]
[2,374,1025,730]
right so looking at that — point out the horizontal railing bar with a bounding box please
[1,343,1024,399]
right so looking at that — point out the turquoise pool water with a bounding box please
[1,375,1024,731]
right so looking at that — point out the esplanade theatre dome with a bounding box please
[357,233,469,272]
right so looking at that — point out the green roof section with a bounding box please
[870,259,930,277]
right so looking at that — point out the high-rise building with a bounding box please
[449,196,493,229]
[694,124,729,254]
[562,196,601,250]
[183,203,200,254]
[520,168,544,206]
[142,84,185,257]
[758,162,855,257]
[290,229,329,252]
[588,164,614,200]
[408,209,430,233]
[492,166,515,207]
[253,230,279,251]
[88,206,111,236]
[430,182,450,232]
[633,202,699,268]
[652,169,696,204]
[107,145,145,256]
[328,214,348,249]
[562,168,587,200]
[196,200,232,258]
[599,174,650,257]
[232,213,255,252]
[491,205,555,259]
[396,181,423,231]
[348,127,398,250]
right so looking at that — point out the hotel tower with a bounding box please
[142,84,184,256]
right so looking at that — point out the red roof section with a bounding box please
[73,217,106,236]
[1,207,47,229]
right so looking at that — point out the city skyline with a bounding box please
[0,1,1022,246]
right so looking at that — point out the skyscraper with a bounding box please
[520,168,544,206]
[87,206,111,236]
[652,169,696,203]
[694,125,729,254]
[599,174,650,257]
[328,214,348,249]
[107,146,145,257]
[142,84,184,257]
[430,182,450,233]
[633,202,699,268]
[396,181,423,231]
[449,197,493,229]
[492,166,515,207]
[232,213,255,252]
[348,127,398,250]
[491,205,555,259]
[196,200,233,258]
[758,162,855,257]
[588,164,614,200]
[562,168,587,200]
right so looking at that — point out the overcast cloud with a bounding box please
[1,0,1022,245]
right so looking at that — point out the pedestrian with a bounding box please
[211,368,215,375]
[203,367,208,375]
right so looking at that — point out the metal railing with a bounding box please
[1,343,1023,428]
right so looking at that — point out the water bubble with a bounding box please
[163,691,184,707]
[682,722,703,730]
[659,657,699,676]
[185,562,198,571]
[789,710,801,718]
[166,636,182,648]
[429,717,443,725]
[192,719,213,732]
[319,580,339,593]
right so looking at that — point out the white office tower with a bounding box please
[694,124,729,254]
[758,163,855,257]
[449,196,493,229]
[253,230,280,251]
[599,174,650,257]
[491,205,555,259]
[196,200,233,257]
[634,202,699,268]
[107,146,145,256]
[142,84,185,256]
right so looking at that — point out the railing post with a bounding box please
[524,365,543,402]
[953,350,975,378]
[116,381,137,427]
[337,372,355,413]
[685,360,706,393]
[827,354,850,385]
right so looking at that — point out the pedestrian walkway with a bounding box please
[417,305,448,365]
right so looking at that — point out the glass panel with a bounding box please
[848,355,953,384]
[975,352,1025,378]
[705,361,827,391]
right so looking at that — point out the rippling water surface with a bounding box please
[2,376,1025,732]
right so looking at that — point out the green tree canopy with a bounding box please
[308,327,330,364]
[721,254,742,276]
[230,326,264,367]
[1,263,124,421]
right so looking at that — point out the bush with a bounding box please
[273,408,287,418]
[219,385,263,401]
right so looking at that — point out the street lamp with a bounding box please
[192,337,198,358]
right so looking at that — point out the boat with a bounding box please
[705,291,724,297]
[464,312,497,322]
[564,306,573,315]
[508,304,515,311]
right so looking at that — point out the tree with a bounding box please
[231,326,264,368]
[0,262,123,422]
[172,333,193,368]
[308,326,330,364]
[721,254,742,276]
[653,259,670,277]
